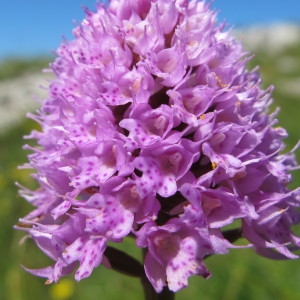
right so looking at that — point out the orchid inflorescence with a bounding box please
[16,0,300,295]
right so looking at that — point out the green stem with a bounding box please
[105,246,175,299]
[104,246,144,278]
[141,276,175,300]
[141,248,175,300]
[222,228,242,243]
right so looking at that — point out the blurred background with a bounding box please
[0,1,300,299]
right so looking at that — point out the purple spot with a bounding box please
[80,271,89,278]
[172,264,180,271]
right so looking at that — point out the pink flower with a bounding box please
[16,0,300,293]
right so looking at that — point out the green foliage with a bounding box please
[0,40,299,299]
[0,57,52,81]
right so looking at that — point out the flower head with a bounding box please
[16,0,300,293]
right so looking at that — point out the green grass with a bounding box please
[0,57,52,81]
[1,41,300,300]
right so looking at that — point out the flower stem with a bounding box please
[104,246,144,277]
[141,248,175,300]
[141,276,175,300]
[105,246,175,299]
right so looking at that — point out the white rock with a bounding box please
[0,72,53,133]
[235,23,300,53]
[280,78,300,97]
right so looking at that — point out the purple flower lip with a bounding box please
[16,0,300,293]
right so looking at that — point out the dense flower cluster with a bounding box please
[16,0,300,293]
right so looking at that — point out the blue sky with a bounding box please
[1,0,299,61]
